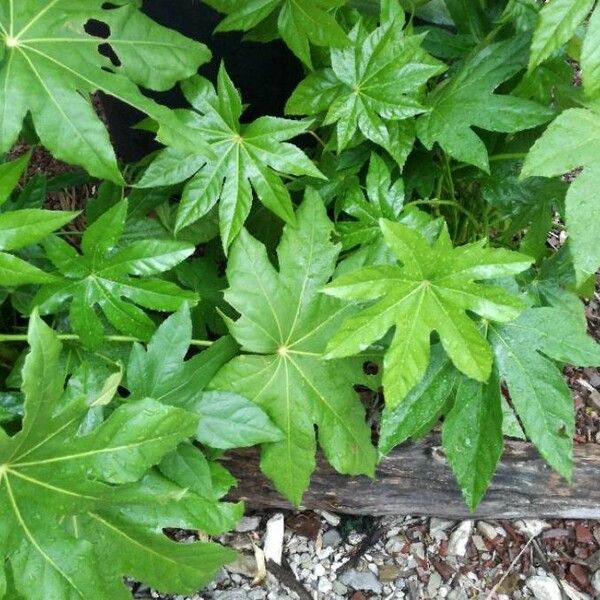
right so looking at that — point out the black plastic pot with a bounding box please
[99,0,304,163]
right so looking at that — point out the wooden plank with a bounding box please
[222,439,600,518]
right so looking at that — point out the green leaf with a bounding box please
[204,0,349,67]
[79,511,236,595]
[378,345,457,455]
[481,159,567,260]
[0,151,31,207]
[0,251,56,286]
[522,107,600,283]
[126,305,238,409]
[185,391,284,450]
[211,190,377,505]
[582,4,600,96]
[0,313,234,599]
[0,209,78,251]
[417,36,554,171]
[529,0,595,71]
[286,13,445,166]
[489,307,600,480]
[34,200,197,348]
[323,220,532,406]
[442,372,503,510]
[0,1,212,181]
[139,66,323,250]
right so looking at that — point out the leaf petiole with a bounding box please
[0,333,213,347]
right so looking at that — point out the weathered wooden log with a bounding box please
[222,439,600,518]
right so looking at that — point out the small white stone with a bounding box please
[317,510,341,526]
[526,575,562,600]
[235,516,261,532]
[430,518,455,533]
[593,570,600,594]
[314,564,326,577]
[516,519,550,538]
[472,535,488,552]
[476,521,499,541]
[317,577,332,594]
[561,579,592,600]
[263,513,285,565]
[448,521,473,557]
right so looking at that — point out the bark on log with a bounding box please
[222,439,600,518]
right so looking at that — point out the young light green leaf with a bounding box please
[139,66,323,250]
[34,200,197,348]
[490,307,600,480]
[442,372,503,511]
[211,190,377,505]
[529,0,595,71]
[417,36,554,171]
[522,107,600,283]
[0,1,212,181]
[323,221,532,406]
[286,13,445,166]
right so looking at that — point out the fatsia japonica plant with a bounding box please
[1,0,600,596]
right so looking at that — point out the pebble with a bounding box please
[516,519,550,538]
[471,535,487,552]
[339,569,383,594]
[427,571,442,596]
[317,577,332,594]
[476,521,499,541]
[378,564,402,582]
[332,580,347,595]
[385,535,406,554]
[322,528,342,548]
[526,575,562,600]
[592,570,600,594]
[430,518,455,533]
[317,510,341,527]
[235,516,261,533]
[448,521,473,557]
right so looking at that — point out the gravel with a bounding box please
[131,514,600,600]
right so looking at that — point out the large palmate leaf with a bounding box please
[138,66,323,250]
[489,306,600,480]
[0,0,212,181]
[416,36,554,171]
[201,0,349,67]
[323,220,532,407]
[0,313,238,600]
[33,200,197,348]
[0,153,78,286]
[211,191,377,505]
[127,306,283,450]
[286,6,445,166]
[522,107,600,284]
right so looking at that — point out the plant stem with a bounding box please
[409,199,481,234]
[0,333,213,347]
